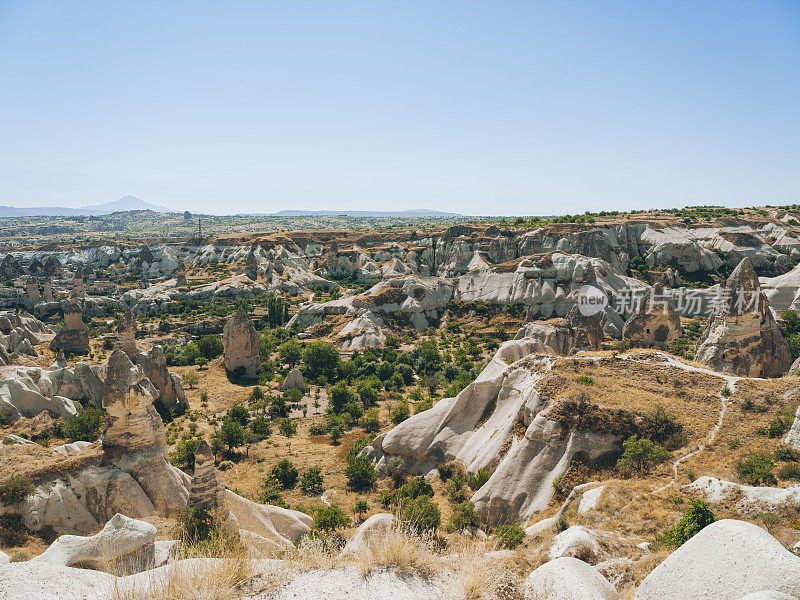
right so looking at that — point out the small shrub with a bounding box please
[61,406,104,442]
[616,435,669,476]
[180,505,215,542]
[401,495,440,531]
[664,433,688,451]
[778,462,800,481]
[398,476,434,500]
[259,476,289,508]
[0,477,35,505]
[554,518,569,533]
[447,500,479,532]
[736,452,776,486]
[495,523,526,549]
[657,499,716,548]
[576,375,594,385]
[390,401,411,425]
[301,467,324,496]
[352,499,370,521]
[467,468,490,491]
[314,504,350,532]
[9,551,29,562]
[437,462,457,481]
[271,459,298,489]
[775,447,800,462]
[345,457,378,492]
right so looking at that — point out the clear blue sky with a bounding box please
[0,1,798,216]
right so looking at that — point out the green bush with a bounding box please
[180,505,214,542]
[301,467,324,496]
[447,501,479,532]
[259,475,289,508]
[169,437,200,469]
[197,335,223,360]
[736,452,776,486]
[495,523,526,549]
[576,375,594,385]
[657,499,716,548]
[397,476,434,501]
[468,468,490,491]
[271,459,298,489]
[360,408,381,433]
[345,457,378,492]
[778,462,800,481]
[0,477,35,505]
[314,504,350,532]
[226,404,250,426]
[616,435,669,476]
[390,400,411,424]
[401,495,440,531]
[250,416,272,439]
[62,406,104,442]
[302,341,340,381]
[217,417,246,452]
[775,447,800,462]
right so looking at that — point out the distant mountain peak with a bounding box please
[80,196,171,213]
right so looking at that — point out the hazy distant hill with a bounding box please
[268,209,463,217]
[0,195,172,217]
[80,195,171,213]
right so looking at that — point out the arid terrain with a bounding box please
[2,205,800,599]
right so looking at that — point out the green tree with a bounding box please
[170,437,201,470]
[271,459,299,489]
[352,499,370,522]
[345,456,378,492]
[197,334,224,360]
[314,504,350,532]
[390,400,411,425]
[217,418,245,452]
[278,339,302,367]
[658,500,716,547]
[250,416,272,439]
[302,341,340,381]
[227,404,250,426]
[62,406,104,442]
[616,435,669,476]
[329,381,354,414]
[301,467,324,495]
[279,418,297,438]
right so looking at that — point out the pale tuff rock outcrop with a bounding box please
[31,513,156,571]
[515,305,604,355]
[175,258,187,286]
[43,256,62,277]
[364,335,621,526]
[100,350,189,517]
[523,557,619,600]
[245,248,259,280]
[549,525,605,563]
[784,404,800,449]
[50,302,90,354]
[42,279,53,302]
[0,310,53,359]
[25,277,40,309]
[634,520,800,600]
[114,309,138,358]
[338,310,386,350]
[281,367,306,392]
[341,513,397,556]
[222,308,261,378]
[72,265,86,298]
[621,284,682,348]
[694,258,790,377]
[684,476,800,515]
[134,344,187,407]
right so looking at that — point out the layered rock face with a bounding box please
[50,302,90,354]
[134,344,187,407]
[515,305,604,355]
[222,308,261,378]
[621,283,682,348]
[187,441,228,515]
[694,258,790,377]
[114,309,138,358]
[364,329,621,526]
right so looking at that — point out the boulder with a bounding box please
[281,368,307,392]
[31,513,156,571]
[341,513,397,555]
[694,258,791,377]
[634,520,800,600]
[523,557,619,600]
[549,526,604,564]
[222,308,260,378]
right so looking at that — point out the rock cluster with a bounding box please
[694,258,790,377]
[113,309,138,358]
[50,302,90,354]
[222,308,261,378]
[621,283,682,348]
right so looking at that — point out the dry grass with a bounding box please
[347,523,438,578]
[110,531,260,600]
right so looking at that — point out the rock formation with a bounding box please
[71,265,86,298]
[0,254,23,278]
[175,259,187,286]
[50,302,90,354]
[281,367,306,392]
[634,520,800,599]
[694,258,791,377]
[134,344,187,407]
[43,256,62,277]
[222,308,261,378]
[245,248,258,280]
[42,279,53,302]
[25,277,40,309]
[114,309,138,358]
[621,283,682,348]
[515,305,604,355]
